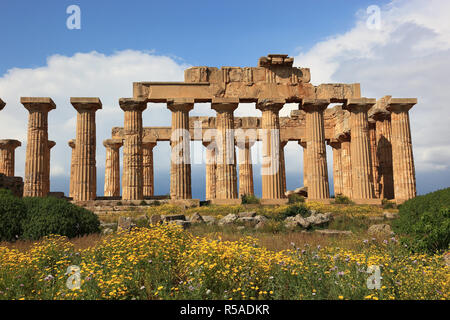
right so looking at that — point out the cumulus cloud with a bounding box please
[294,0,450,193]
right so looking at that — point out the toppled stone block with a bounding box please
[218,214,238,225]
[162,214,186,222]
[149,214,162,225]
[202,215,217,225]
[238,211,256,218]
[383,212,399,220]
[315,230,353,236]
[368,224,394,237]
[117,217,133,232]
[171,220,191,229]
[190,212,205,224]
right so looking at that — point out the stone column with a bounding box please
[0,98,5,110]
[103,139,122,197]
[343,98,376,200]
[328,140,343,196]
[120,98,147,201]
[211,98,238,200]
[368,118,380,198]
[256,99,285,200]
[300,99,330,200]
[43,140,56,196]
[143,140,156,197]
[299,141,308,187]
[71,98,102,201]
[68,139,76,198]
[387,99,417,202]
[168,98,193,200]
[203,140,217,200]
[21,97,56,197]
[280,140,287,196]
[0,140,21,177]
[237,140,255,197]
[339,134,352,198]
[373,112,394,199]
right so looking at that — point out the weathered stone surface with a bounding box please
[238,211,257,218]
[315,229,353,236]
[171,220,191,229]
[162,214,186,222]
[117,217,133,232]
[368,224,394,237]
[218,213,238,225]
[202,215,217,225]
[149,214,162,225]
[285,186,308,197]
[190,212,205,224]
[383,212,399,219]
[305,212,332,226]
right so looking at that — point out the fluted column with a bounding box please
[71,98,102,201]
[280,140,287,196]
[68,139,76,198]
[299,141,308,187]
[120,98,147,201]
[21,97,56,197]
[203,140,217,200]
[344,98,376,200]
[43,140,56,196]
[300,99,330,200]
[237,139,255,197]
[103,139,122,197]
[387,99,417,202]
[256,99,285,200]
[0,140,21,177]
[328,140,343,196]
[339,134,352,198]
[212,98,238,199]
[373,112,394,199]
[168,98,193,200]
[368,118,380,198]
[143,140,156,197]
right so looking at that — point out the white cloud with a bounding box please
[294,0,450,178]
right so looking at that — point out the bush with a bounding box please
[334,194,354,204]
[288,194,305,204]
[382,199,396,209]
[276,204,309,221]
[392,188,450,253]
[0,189,27,241]
[241,194,260,204]
[21,196,100,240]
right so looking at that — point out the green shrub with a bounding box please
[288,194,305,204]
[334,194,354,204]
[392,188,450,254]
[276,204,309,221]
[21,196,100,240]
[0,189,27,241]
[241,194,260,205]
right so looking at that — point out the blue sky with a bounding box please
[1,0,449,199]
[0,0,389,74]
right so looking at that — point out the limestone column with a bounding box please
[68,139,76,198]
[299,141,308,187]
[256,99,285,200]
[21,97,56,197]
[203,140,217,200]
[343,98,376,200]
[120,98,147,201]
[212,98,238,199]
[339,134,352,198]
[237,140,255,197]
[168,98,193,200]
[368,118,380,198]
[71,97,102,201]
[143,140,156,197]
[0,98,5,110]
[300,99,330,200]
[387,99,417,202]
[103,139,122,197]
[43,140,56,196]
[373,112,394,199]
[0,140,21,176]
[280,140,287,196]
[328,140,343,196]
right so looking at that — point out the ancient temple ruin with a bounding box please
[0,54,417,204]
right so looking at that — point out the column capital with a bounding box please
[68,139,76,149]
[71,97,102,112]
[337,132,351,143]
[326,139,341,149]
[387,98,417,113]
[211,97,239,112]
[280,140,288,148]
[142,140,157,149]
[298,140,306,148]
[21,97,56,113]
[48,140,56,149]
[119,98,147,112]
[371,109,391,121]
[256,98,285,112]
[0,98,5,110]
[343,98,376,112]
[103,138,123,149]
[167,98,194,112]
[301,99,330,112]
[0,139,21,150]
